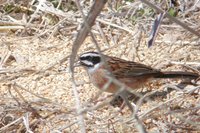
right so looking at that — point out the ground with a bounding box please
[0,0,200,132]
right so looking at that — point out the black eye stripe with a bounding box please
[92,56,101,64]
[80,55,101,65]
[80,56,92,60]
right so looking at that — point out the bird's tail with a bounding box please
[154,71,199,79]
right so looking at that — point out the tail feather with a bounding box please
[154,71,199,79]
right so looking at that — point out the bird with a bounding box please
[79,51,199,111]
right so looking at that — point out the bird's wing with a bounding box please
[108,57,161,78]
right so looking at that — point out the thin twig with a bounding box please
[140,0,200,37]
[0,117,23,132]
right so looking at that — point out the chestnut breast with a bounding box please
[89,66,151,93]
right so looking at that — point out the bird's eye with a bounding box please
[85,56,92,61]
[88,56,93,61]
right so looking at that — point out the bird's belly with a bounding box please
[90,71,151,93]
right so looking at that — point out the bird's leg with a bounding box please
[110,91,135,113]
[119,90,137,113]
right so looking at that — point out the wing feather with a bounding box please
[107,56,161,78]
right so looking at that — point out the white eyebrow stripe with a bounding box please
[80,53,100,58]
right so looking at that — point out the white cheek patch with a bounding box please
[88,63,100,73]
[82,60,93,66]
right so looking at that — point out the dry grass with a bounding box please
[0,0,200,132]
